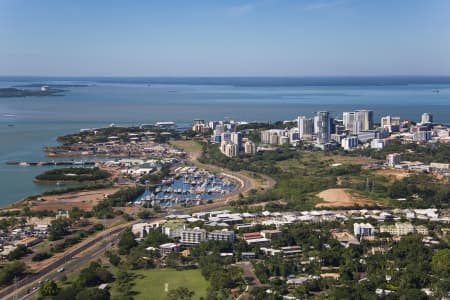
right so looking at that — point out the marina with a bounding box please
[135,167,236,207]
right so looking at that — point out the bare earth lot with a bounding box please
[375,169,410,180]
[316,188,376,208]
[30,188,120,211]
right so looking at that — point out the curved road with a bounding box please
[3,140,277,299]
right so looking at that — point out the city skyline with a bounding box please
[1,0,450,77]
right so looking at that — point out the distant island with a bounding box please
[0,87,65,98]
[13,83,90,88]
[0,83,90,98]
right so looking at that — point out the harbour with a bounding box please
[135,167,236,207]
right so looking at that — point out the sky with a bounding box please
[0,0,449,77]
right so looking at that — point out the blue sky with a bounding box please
[1,0,449,76]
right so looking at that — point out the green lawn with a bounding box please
[132,268,208,300]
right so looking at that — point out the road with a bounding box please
[3,140,277,299]
[1,223,133,300]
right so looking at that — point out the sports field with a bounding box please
[133,268,209,300]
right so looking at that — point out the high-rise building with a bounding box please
[341,136,359,150]
[386,153,401,167]
[421,113,433,124]
[316,111,331,144]
[220,141,238,157]
[230,132,243,150]
[343,112,356,133]
[354,110,374,133]
[298,116,314,139]
[221,132,232,143]
[381,115,401,127]
[279,136,289,145]
[244,141,256,154]
[313,115,320,134]
[214,124,225,135]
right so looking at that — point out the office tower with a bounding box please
[316,111,331,144]
[230,132,243,150]
[381,115,401,127]
[421,113,433,124]
[354,110,374,133]
[221,132,232,143]
[313,115,320,134]
[297,116,313,139]
[330,117,336,134]
[343,112,356,133]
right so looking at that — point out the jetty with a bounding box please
[6,161,97,166]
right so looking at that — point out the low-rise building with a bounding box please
[331,231,360,248]
[180,228,207,244]
[207,229,235,242]
[379,222,415,236]
[159,243,181,256]
[341,136,359,150]
[15,237,42,247]
[161,221,186,238]
[353,223,375,238]
[261,229,282,239]
[132,222,160,238]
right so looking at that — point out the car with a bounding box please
[57,267,65,273]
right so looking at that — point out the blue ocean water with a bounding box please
[1,76,450,206]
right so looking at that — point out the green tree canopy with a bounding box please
[39,280,58,297]
[165,287,195,300]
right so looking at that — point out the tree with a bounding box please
[39,280,58,297]
[54,286,81,300]
[118,228,138,255]
[106,251,121,266]
[76,262,113,288]
[7,244,32,260]
[32,252,53,262]
[48,219,71,240]
[137,210,151,219]
[431,249,450,278]
[0,261,26,286]
[75,287,110,300]
[165,287,195,300]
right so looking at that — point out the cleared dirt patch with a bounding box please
[322,155,381,165]
[375,169,410,180]
[316,188,376,208]
[30,188,120,211]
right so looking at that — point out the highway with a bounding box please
[0,147,276,299]
[0,225,129,300]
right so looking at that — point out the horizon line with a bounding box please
[1,74,450,78]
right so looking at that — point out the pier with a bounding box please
[6,161,97,166]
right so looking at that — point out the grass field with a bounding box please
[132,268,209,300]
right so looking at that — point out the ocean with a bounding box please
[1,76,450,206]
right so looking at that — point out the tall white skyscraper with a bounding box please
[316,111,331,144]
[343,112,356,133]
[230,132,243,150]
[421,113,433,124]
[352,110,374,133]
[298,116,314,139]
